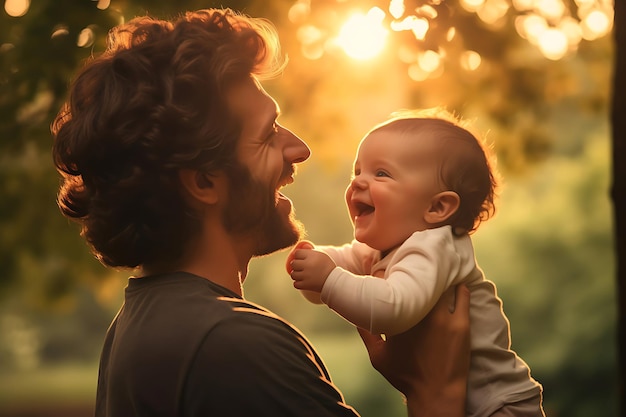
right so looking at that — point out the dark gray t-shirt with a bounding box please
[95,272,359,417]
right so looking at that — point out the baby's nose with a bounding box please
[350,176,367,189]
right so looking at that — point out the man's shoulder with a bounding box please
[160,282,303,342]
[120,272,293,337]
[208,295,306,342]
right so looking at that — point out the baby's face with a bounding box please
[345,129,444,253]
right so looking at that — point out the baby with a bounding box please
[287,109,545,417]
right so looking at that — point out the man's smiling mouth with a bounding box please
[275,169,295,204]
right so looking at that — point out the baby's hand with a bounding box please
[286,241,323,304]
[286,241,314,274]
[288,243,336,293]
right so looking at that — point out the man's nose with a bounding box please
[284,129,311,164]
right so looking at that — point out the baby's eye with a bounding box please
[375,170,391,178]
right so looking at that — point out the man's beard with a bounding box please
[222,163,305,256]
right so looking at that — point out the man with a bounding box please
[51,8,470,417]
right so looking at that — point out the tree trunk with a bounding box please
[611,1,625,416]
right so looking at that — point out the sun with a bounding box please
[334,8,389,60]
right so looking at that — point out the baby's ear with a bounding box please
[425,191,460,225]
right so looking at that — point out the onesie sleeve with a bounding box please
[318,241,379,275]
[320,228,467,336]
[182,309,360,417]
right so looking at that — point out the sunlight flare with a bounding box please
[335,8,389,60]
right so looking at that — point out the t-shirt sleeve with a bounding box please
[182,309,360,417]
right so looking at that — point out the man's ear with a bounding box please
[178,169,224,206]
[424,191,460,225]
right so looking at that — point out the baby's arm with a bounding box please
[322,231,464,335]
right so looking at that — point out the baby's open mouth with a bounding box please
[354,202,374,217]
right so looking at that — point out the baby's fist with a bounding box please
[286,240,314,274]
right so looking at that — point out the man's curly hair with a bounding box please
[51,9,285,268]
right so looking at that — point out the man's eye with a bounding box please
[265,123,280,141]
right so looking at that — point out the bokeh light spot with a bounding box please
[389,0,405,19]
[417,5,438,19]
[0,43,15,53]
[516,14,548,44]
[297,24,323,45]
[446,27,457,41]
[536,0,566,21]
[408,63,429,81]
[77,27,95,48]
[582,10,611,38]
[297,24,325,60]
[51,25,70,40]
[4,0,30,17]
[477,0,510,25]
[460,50,482,71]
[559,17,582,46]
[461,0,486,13]
[418,49,441,72]
[96,0,111,10]
[538,27,568,60]
[512,0,534,12]
[289,0,311,24]
[391,15,430,40]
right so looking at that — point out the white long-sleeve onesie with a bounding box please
[318,226,543,417]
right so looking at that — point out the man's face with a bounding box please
[224,77,311,256]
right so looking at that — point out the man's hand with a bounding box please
[287,242,336,292]
[358,284,471,417]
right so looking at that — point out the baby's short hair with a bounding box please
[371,108,498,234]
